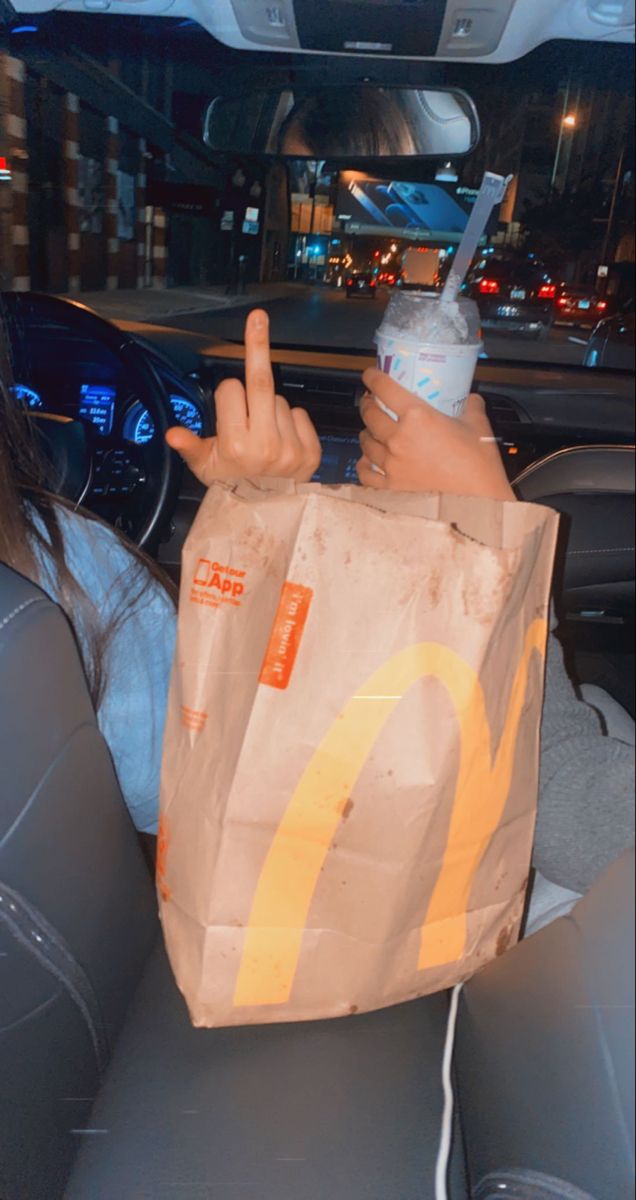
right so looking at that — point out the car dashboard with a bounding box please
[8,314,211,507]
[9,310,635,581]
[11,327,207,437]
[123,323,634,581]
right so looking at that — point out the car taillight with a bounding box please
[558,296,568,305]
[597,300,607,310]
[538,284,556,299]
[479,278,500,295]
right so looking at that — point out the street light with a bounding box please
[551,106,580,192]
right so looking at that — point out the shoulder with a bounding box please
[46,504,175,626]
[56,504,135,573]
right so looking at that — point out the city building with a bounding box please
[0,25,289,293]
[1,27,632,296]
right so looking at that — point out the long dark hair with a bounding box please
[0,308,176,710]
[278,87,417,158]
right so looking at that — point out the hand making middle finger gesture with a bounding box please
[166,309,321,485]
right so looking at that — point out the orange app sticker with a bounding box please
[259,582,313,691]
[190,559,247,610]
[193,558,213,586]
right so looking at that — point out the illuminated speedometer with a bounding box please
[123,395,204,445]
[12,384,43,410]
[169,395,204,435]
[124,405,155,445]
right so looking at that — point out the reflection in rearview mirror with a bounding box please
[203,86,480,162]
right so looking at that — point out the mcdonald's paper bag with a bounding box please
[159,481,558,1027]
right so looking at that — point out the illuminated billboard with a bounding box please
[336,173,480,243]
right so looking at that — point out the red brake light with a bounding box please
[538,284,556,299]
[558,296,568,305]
[597,300,607,310]
[479,278,500,295]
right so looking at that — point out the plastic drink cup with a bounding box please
[374,290,482,419]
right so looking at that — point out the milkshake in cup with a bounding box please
[374,290,482,419]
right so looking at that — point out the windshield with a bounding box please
[1,20,633,370]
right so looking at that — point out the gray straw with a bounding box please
[440,171,513,308]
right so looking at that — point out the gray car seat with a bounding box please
[457,848,635,1200]
[514,444,635,617]
[0,564,633,1200]
[0,565,158,1200]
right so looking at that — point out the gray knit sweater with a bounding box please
[536,625,635,893]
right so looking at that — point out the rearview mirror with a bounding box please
[203,85,480,162]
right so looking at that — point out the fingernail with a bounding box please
[253,311,268,330]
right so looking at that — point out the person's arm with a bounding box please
[357,369,635,893]
[535,618,634,894]
[357,368,514,500]
[60,511,177,834]
[95,577,176,835]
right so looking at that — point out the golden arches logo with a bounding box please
[233,618,548,1008]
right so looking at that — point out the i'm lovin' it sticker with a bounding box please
[260,582,313,691]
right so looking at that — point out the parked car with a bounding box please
[466,255,556,338]
[555,284,614,328]
[345,272,377,299]
[400,246,440,289]
[584,306,635,369]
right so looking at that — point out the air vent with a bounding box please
[280,367,360,409]
[587,0,635,26]
[483,392,524,424]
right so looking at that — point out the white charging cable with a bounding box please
[435,982,464,1200]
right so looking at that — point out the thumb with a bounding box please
[165,426,216,482]
[461,392,495,439]
[463,392,486,419]
[291,407,322,477]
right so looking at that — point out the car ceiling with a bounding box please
[7,0,635,63]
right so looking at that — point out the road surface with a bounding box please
[163,284,590,367]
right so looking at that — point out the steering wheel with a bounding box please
[2,293,181,551]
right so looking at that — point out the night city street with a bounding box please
[161,284,593,366]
